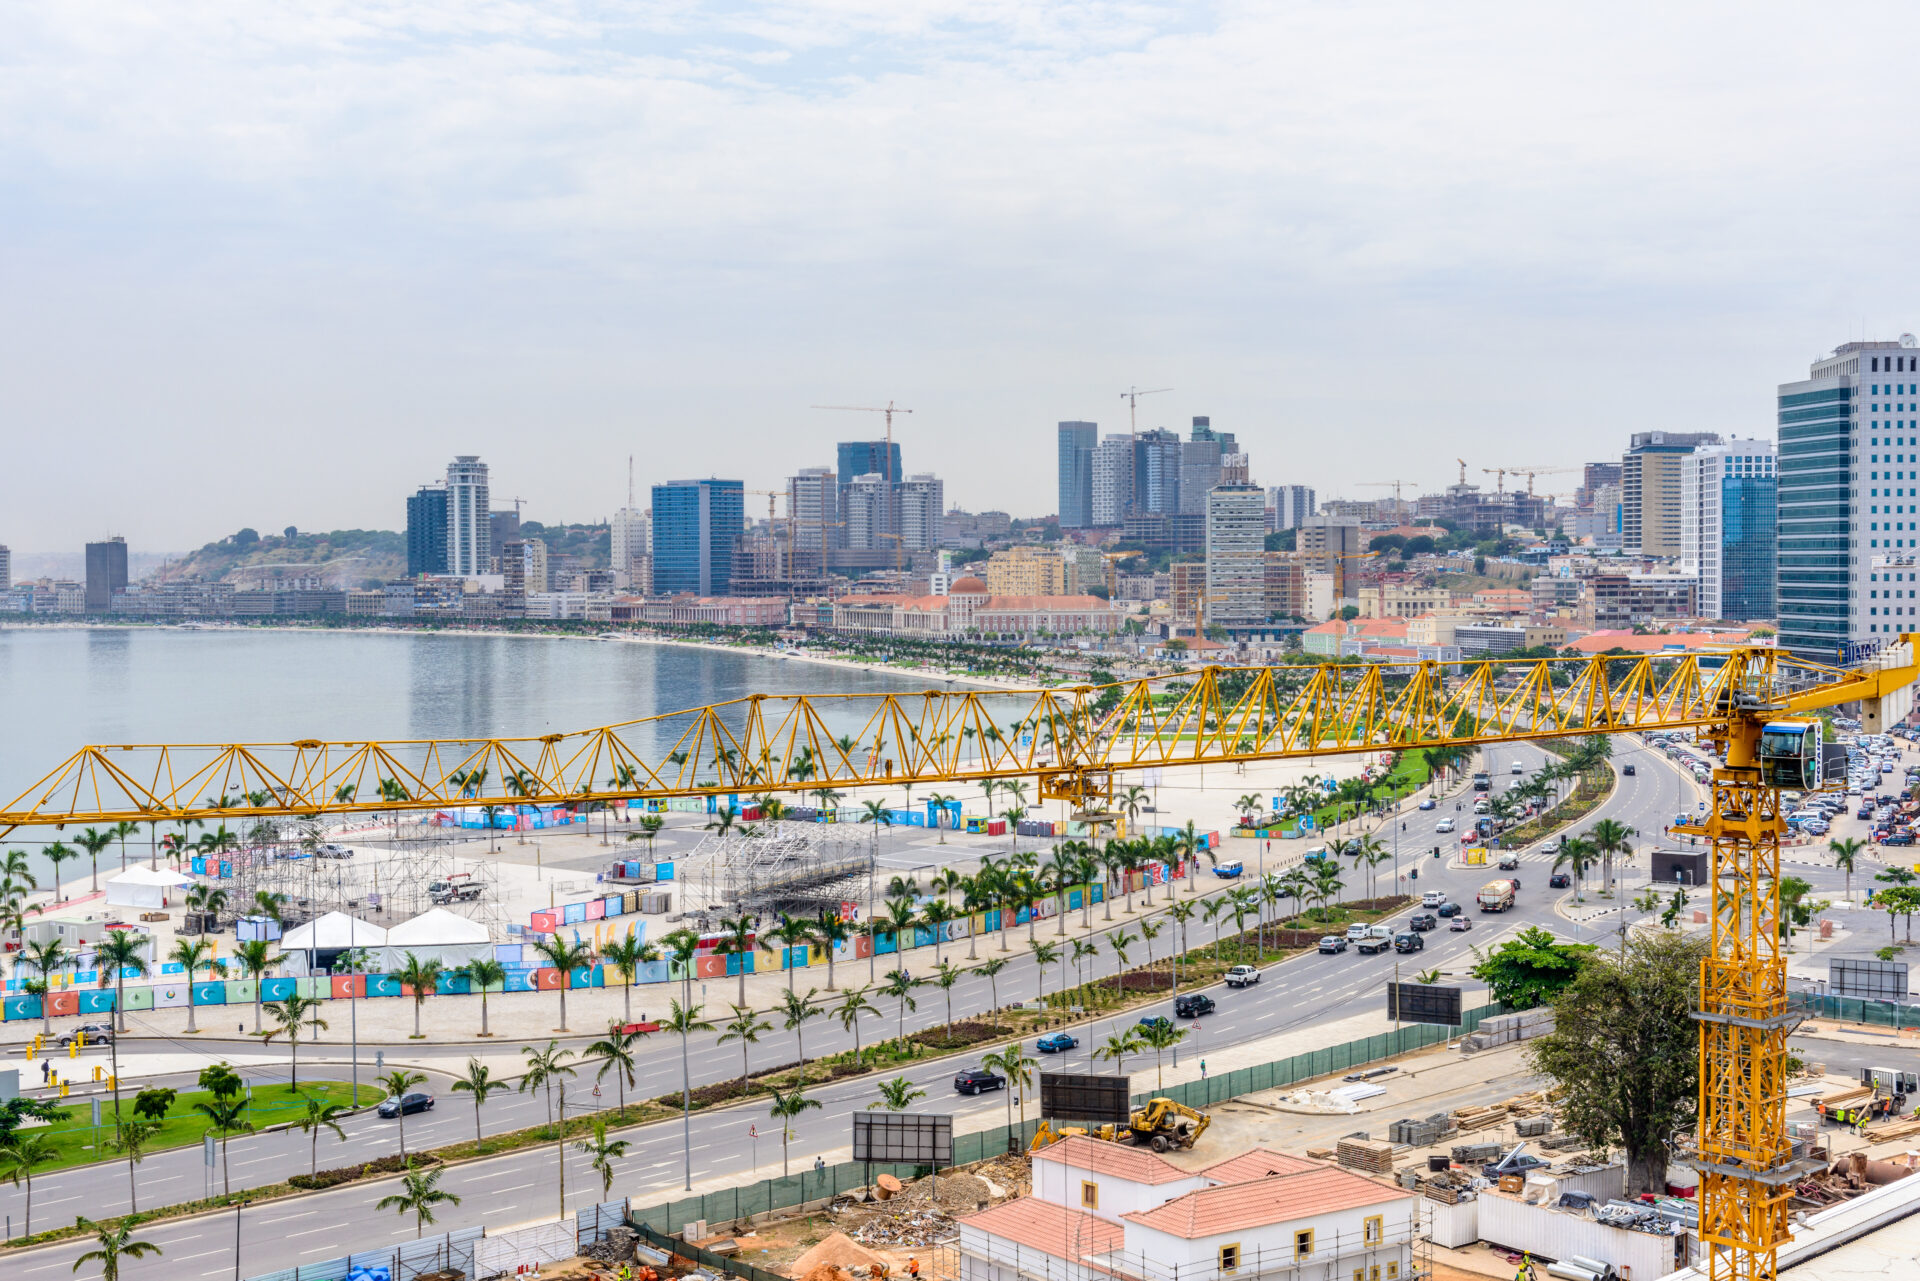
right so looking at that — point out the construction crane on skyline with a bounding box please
[6,643,1917,1281]
[811,400,914,571]
[1500,465,1580,497]
[1121,386,1173,444]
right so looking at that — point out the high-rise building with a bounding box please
[488,509,520,554]
[1205,484,1269,625]
[1268,486,1317,530]
[406,484,450,577]
[1681,440,1777,622]
[0,544,11,594]
[1777,339,1920,658]
[651,479,745,596]
[445,456,492,578]
[837,441,902,493]
[1579,462,1624,507]
[1298,517,1365,597]
[85,537,127,612]
[897,474,945,551]
[1134,429,1184,516]
[787,467,839,571]
[1057,421,1098,528]
[1091,435,1134,526]
[610,507,649,590]
[1178,440,1221,515]
[1620,432,1721,557]
[843,473,889,551]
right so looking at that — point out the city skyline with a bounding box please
[10,8,1920,547]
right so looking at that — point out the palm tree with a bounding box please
[977,955,1010,1012]
[1831,836,1867,904]
[518,1041,575,1133]
[921,899,961,963]
[1029,940,1059,1004]
[74,827,115,895]
[981,1045,1038,1132]
[930,960,964,1032]
[1310,859,1346,922]
[633,814,665,857]
[191,1092,254,1195]
[263,992,326,1089]
[232,937,282,1035]
[859,798,895,860]
[1108,927,1139,991]
[1043,844,1084,935]
[587,1022,644,1111]
[377,1163,461,1237]
[461,957,507,1037]
[1586,818,1637,894]
[834,986,877,1060]
[94,929,148,1036]
[531,934,594,1032]
[112,1117,162,1210]
[1554,836,1599,900]
[766,1086,822,1176]
[392,952,445,1040]
[880,968,922,1044]
[779,987,822,1069]
[1135,1018,1186,1089]
[1094,1028,1141,1075]
[73,1217,161,1280]
[450,1057,504,1147]
[168,937,215,1034]
[662,997,715,1153]
[714,915,760,1007]
[927,792,956,843]
[764,914,816,993]
[867,1074,931,1117]
[1168,900,1197,988]
[294,1097,349,1176]
[810,910,853,991]
[42,841,76,900]
[705,802,741,836]
[0,1131,56,1235]
[19,938,67,1037]
[574,1118,631,1197]
[718,1004,772,1089]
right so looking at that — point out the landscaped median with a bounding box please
[23,1079,372,1176]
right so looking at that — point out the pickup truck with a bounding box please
[1356,926,1394,955]
[1225,965,1261,988]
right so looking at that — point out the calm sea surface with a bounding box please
[0,627,933,860]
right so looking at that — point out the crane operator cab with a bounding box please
[1757,720,1828,790]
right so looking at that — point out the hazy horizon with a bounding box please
[5,3,1917,550]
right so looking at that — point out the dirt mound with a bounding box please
[788,1232,889,1278]
[800,1266,849,1281]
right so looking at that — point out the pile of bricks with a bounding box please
[1389,1113,1460,1146]
[1336,1137,1397,1175]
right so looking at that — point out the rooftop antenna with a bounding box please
[628,455,635,509]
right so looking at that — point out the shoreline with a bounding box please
[0,617,1012,694]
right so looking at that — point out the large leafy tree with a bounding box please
[1529,931,1704,1194]
[1470,927,1595,1009]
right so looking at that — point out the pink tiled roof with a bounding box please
[960,1196,1125,1257]
[1032,1134,1193,1185]
[1122,1167,1408,1238]
[1199,1148,1319,1185]
[1561,629,1759,654]
[984,595,1112,609]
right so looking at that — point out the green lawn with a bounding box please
[28,1080,378,1174]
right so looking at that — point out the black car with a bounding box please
[1622,764,1636,776]
[1435,901,1463,917]
[1393,932,1425,953]
[1549,872,1571,888]
[954,1067,1005,1095]
[1173,994,1215,1019]
[1408,913,1437,932]
[378,1092,434,1118]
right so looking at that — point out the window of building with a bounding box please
[1370,1269,1382,1281]
[1219,1244,1241,1273]
[1080,1181,1098,1210]
[1365,1216,1384,1244]
[1387,1266,1399,1280]
[1294,1230,1315,1259]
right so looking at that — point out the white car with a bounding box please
[1436,817,1456,833]
[1345,922,1373,942]
[1421,890,1447,908]
[1511,762,1524,774]
[1538,838,1561,855]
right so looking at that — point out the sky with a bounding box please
[5,2,1920,552]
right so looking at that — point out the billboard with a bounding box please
[852,1113,953,1164]
[1832,957,1908,1001]
[1387,982,1463,1026]
[1039,1072,1132,1125]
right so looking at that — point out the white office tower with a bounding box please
[1091,435,1134,527]
[897,474,945,551]
[1778,336,1920,660]
[1268,485,1316,531]
[610,507,649,590]
[844,473,889,550]
[1206,484,1269,625]
[445,455,491,578]
[1680,440,1776,622]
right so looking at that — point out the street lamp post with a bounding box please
[233,1199,250,1280]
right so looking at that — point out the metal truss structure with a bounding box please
[5,640,1920,1281]
[687,820,874,923]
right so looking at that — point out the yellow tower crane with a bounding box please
[5,643,1917,1281]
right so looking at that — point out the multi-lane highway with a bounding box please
[0,739,1872,1278]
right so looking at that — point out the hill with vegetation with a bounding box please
[152,521,611,590]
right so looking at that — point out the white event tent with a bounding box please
[104,866,195,909]
[383,908,493,970]
[278,912,387,976]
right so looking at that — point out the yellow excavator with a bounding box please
[1029,1099,1210,1154]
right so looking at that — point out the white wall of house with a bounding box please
[1123,1198,1420,1281]
[1033,1160,1207,1225]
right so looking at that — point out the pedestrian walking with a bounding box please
[1199,1060,1207,1079]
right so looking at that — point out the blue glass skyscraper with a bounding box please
[650,479,745,596]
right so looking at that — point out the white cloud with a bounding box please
[2,2,1917,547]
